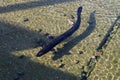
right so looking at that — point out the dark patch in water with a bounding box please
[96,16,120,51]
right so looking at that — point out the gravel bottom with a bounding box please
[0,0,120,80]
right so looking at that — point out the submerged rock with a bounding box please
[79,51,84,54]
[67,19,74,25]
[98,34,102,37]
[75,60,80,64]
[38,29,42,33]
[23,18,29,22]
[44,33,49,36]
[70,15,75,19]
[45,33,55,40]
[54,63,65,68]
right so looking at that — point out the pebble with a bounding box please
[54,63,65,68]
[81,71,87,76]
[63,13,67,16]
[98,34,102,37]
[91,56,95,59]
[18,55,25,59]
[79,51,84,54]
[70,15,75,19]
[38,29,42,33]
[44,33,49,36]
[23,18,29,22]
[60,13,67,17]
[59,64,65,68]
[60,60,63,62]
[94,52,102,57]
[75,60,80,64]
[67,19,74,25]
[49,54,54,58]
[44,33,55,40]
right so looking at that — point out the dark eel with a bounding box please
[36,6,82,57]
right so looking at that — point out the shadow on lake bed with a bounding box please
[0,21,43,53]
[0,21,77,80]
[53,10,96,60]
[0,0,74,13]
[0,52,77,80]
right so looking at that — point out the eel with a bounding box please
[36,6,82,57]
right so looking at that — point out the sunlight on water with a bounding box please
[0,0,120,80]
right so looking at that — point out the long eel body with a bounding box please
[36,6,82,57]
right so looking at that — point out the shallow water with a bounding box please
[0,0,120,80]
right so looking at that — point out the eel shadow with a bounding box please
[0,0,74,13]
[53,10,96,60]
